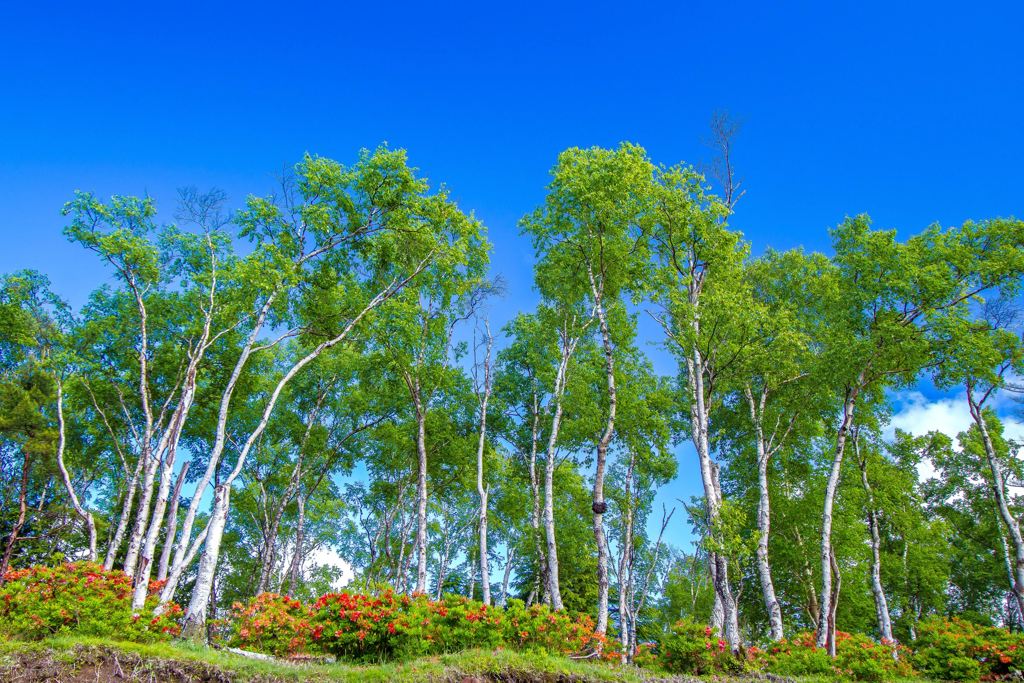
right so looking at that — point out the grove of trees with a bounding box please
[2,138,1022,660]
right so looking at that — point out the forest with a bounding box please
[1,139,1023,681]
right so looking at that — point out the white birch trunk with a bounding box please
[816,380,862,648]
[475,324,493,605]
[588,269,616,637]
[54,381,97,562]
[180,270,423,637]
[855,436,893,644]
[969,385,1024,612]
[157,461,189,582]
[527,390,546,606]
[746,387,783,641]
[414,391,429,594]
[104,455,143,570]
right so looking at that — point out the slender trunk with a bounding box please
[746,387,783,641]
[618,449,635,663]
[104,455,143,570]
[543,373,567,610]
[686,340,739,650]
[855,436,893,644]
[475,326,493,605]
[500,545,516,606]
[181,485,230,639]
[414,391,429,594]
[826,545,841,656]
[174,268,422,621]
[527,390,546,606]
[0,450,31,582]
[157,462,190,581]
[756,451,782,640]
[123,450,159,578]
[632,506,673,662]
[161,295,278,601]
[816,380,861,648]
[132,383,199,609]
[287,497,305,596]
[969,386,1024,610]
[54,381,97,562]
[588,273,616,637]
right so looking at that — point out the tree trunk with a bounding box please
[543,377,566,610]
[123,449,159,578]
[414,389,429,594]
[174,274,417,620]
[618,449,635,663]
[500,545,516,606]
[54,381,97,562]
[181,485,230,641]
[157,462,190,582]
[527,391,546,606]
[855,436,893,644]
[104,456,143,570]
[588,276,616,637]
[686,339,740,651]
[475,326,493,605]
[816,381,861,648]
[0,450,31,583]
[287,497,305,596]
[969,385,1024,611]
[746,387,783,641]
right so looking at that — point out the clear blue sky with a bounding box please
[2,1,1022,549]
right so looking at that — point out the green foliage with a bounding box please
[655,618,740,675]
[0,562,181,641]
[230,590,599,663]
[913,616,1024,681]
[759,631,914,681]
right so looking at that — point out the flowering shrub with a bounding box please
[0,562,181,641]
[656,618,740,675]
[502,599,599,654]
[229,593,309,656]
[231,590,599,662]
[912,616,1024,681]
[758,631,914,681]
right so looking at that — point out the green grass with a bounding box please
[0,637,934,682]
[0,636,671,682]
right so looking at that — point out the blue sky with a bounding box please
[2,1,1022,552]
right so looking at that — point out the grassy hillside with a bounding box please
[0,637,927,683]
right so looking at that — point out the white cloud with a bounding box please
[888,390,1024,480]
[306,547,355,589]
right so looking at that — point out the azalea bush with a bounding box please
[656,618,742,675]
[0,562,181,641]
[758,631,914,682]
[229,592,309,656]
[231,590,600,662]
[912,616,1024,681]
[502,599,599,654]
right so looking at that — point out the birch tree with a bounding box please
[522,143,651,636]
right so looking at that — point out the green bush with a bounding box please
[0,562,181,641]
[231,590,599,662]
[912,616,1024,681]
[229,592,309,656]
[759,631,913,681]
[655,618,740,675]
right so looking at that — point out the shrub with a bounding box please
[229,593,309,656]
[0,562,181,641]
[232,590,600,662]
[759,631,914,681]
[912,616,1024,681]
[656,618,738,675]
[502,599,598,655]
